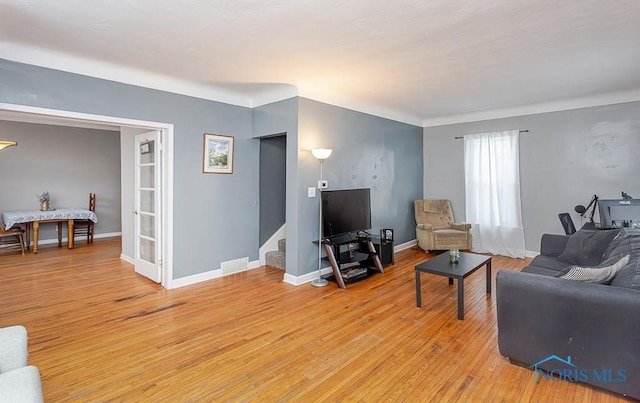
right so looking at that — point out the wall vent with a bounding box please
[221,257,249,274]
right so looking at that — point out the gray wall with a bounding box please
[0,120,121,241]
[424,101,640,252]
[1,58,257,279]
[298,98,423,276]
[258,135,286,246]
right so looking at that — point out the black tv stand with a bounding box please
[321,233,384,289]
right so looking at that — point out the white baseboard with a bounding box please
[120,253,134,265]
[525,250,539,258]
[169,259,260,289]
[34,231,122,246]
[282,266,334,286]
[395,239,417,252]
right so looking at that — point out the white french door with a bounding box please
[134,131,162,282]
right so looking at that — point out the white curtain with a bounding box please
[464,130,525,258]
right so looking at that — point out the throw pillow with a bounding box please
[558,229,620,266]
[556,254,630,284]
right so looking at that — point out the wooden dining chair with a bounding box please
[0,223,26,255]
[73,193,96,244]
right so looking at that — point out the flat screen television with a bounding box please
[598,198,640,229]
[321,188,371,238]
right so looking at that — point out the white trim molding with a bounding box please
[169,259,260,289]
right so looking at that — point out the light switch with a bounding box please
[308,187,316,198]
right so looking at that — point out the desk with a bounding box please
[1,208,98,254]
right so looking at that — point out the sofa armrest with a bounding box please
[451,222,471,231]
[0,366,43,402]
[539,233,569,257]
[497,270,640,398]
[0,326,28,373]
[416,223,433,231]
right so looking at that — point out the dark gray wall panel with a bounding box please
[424,101,640,252]
[259,135,286,246]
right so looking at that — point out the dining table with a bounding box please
[1,208,98,254]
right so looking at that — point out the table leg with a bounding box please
[415,270,422,307]
[448,277,453,285]
[33,221,39,254]
[57,222,63,247]
[25,223,31,250]
[486,259,492,294]
[67,219,74,249]
[457,278,464,320]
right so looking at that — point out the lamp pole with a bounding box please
[311,148,332,287]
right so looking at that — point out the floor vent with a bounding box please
[221,257,249,274]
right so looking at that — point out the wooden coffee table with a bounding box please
[415,252,492,320]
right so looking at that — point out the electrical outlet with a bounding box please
[318,180,328,189]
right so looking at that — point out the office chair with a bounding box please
[558,213,576,235]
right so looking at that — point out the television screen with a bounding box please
[321,188,371,237]
[598,198,640,229]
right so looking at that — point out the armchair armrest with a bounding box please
[451,222,471,231]
[416,223,433,231]
[497,270,640,398]
[0,326,28,373]
[539,233,569,257]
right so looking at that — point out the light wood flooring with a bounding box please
[0,238,632,401]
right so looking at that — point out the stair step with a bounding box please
[265,250,285,270]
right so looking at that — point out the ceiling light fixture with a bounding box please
[0,141,17,151]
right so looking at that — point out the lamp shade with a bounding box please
[0,141,17,151]
[311,148,332,161]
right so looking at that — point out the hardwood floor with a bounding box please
[0,238,632,401]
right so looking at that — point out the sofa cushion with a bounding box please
[610,260,640,289]
[527,255,572,272]
[609,229,640,289]
[558,228,620,266]
[555,254,629,284]
[521,265,565,277]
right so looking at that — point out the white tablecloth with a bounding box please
[1,208,98,229]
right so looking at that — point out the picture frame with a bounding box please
[203,133,234,174]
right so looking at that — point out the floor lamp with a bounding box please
[311,148,332,287]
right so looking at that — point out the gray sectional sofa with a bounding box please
[496,228,640,399]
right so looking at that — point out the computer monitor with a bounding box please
[598,199,640,229]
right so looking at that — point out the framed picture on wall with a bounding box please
[203,133,234,174]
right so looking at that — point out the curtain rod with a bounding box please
[454,130,529,139]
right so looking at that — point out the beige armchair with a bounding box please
[414,199,472,252]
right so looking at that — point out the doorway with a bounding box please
[0,102,174,288]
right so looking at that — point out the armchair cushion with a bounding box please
[451,223,471,231]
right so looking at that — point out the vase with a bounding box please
[40,201,49,211]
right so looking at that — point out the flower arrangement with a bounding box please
[36,192,50,203]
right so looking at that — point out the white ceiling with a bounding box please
[2,0,640,126]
